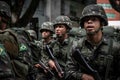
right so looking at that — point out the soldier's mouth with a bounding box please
[87,26,94,28]
[86,26,94,30]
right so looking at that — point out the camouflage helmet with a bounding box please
[80,4,108,28]
[0,1,11,19]
[27,30,37,39]
[69,27,80,37]
[53,16,72,30]
[40,22,54,33]
[69,27,86,37]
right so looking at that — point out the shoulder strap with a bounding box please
[105,38,113,80]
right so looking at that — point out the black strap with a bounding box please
[105,38,113,80]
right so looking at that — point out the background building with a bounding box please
[97,0,120,28]
[22,0,96,28]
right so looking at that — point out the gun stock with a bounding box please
[46,45,64,77]
[72,49,101,80]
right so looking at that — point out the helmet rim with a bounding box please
[80,15,108,28]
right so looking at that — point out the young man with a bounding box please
[34,21,54,80]
[48,16,77,80]
[66,4,120,80]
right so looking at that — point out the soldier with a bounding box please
[11,28,40,80]
[26,29,37,42]
[0,1,18,80]
[34,21,54,80]
[39,21,54,47]
[47,15,77,80]
[66,4,120,80]
[11,28,34,80]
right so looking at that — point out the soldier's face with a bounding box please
[83,16,101,35]
[0,16,7,30]
[41,30,51,39]
[54,24,67,38]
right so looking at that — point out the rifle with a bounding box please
[72,49,101,80]
[39,60,54,76]
[46,45,64,77]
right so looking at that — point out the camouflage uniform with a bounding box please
[0,44,15,80]
[26,29,41,65]
[114,28,120,43]
[0,1,16,80]
[49,16,77,80]
[34,22,55,80]
[38,21,54,64]
[11,28,33,80]
[51,37,76,80]
[66,4,120,80]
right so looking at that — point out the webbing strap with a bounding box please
[105,38,113,80]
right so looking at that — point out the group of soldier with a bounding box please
[0,0,120,80]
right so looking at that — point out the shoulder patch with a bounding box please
[19,43,28,52]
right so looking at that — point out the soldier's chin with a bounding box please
[87,31,95,35]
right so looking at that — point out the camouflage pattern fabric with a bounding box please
[0,44,15,79]
[53,16,72,30]
[0,29,19,59]
[40,22,54,33]
[66,37,120,80]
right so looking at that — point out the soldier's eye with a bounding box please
[84,17,99,22]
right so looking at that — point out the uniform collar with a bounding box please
[84,36,108,47]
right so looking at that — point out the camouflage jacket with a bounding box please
[66,37,120,80]
[0,44,15,79]
[11,34,33,80]
[50,37,77,80]
[35,39,55,64]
